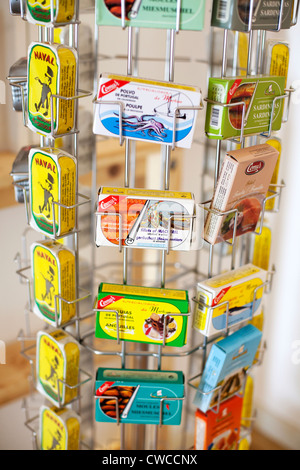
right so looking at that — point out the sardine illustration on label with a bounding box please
[29,147,76,237]
[31,240,76,326]
[26,0,75,25]
[27,42,77,136]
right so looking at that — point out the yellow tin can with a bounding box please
[265,138,282,212]
[29,147,76,237]
[26,0,75,26]
[31,240,76,326]
[36,329,80,406]
[39,405,81,450]
[27,42,77,137]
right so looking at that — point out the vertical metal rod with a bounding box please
[221,30,228,78]
[232,32,239,76]
[208,28,228,280]
[120,24,135,453]
[247,30,253,75]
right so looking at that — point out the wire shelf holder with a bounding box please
[24,413,92,450]
[13,181,91,238]
[94,211,124,253]
[17,330,93,409]
[204,98,247,145]
[170,103,204,150]
[7,80,92,139]
[14,262,93,330]
[92,98,125,146]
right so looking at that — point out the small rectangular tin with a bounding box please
[211,0,294,31]
[193,263,268,337]
[31,240,76,326]
[39,405,81,450]
[95,368,184,425]
[96,186,195,251]
[36,329,80,406]
[205,75,286,140]
[96,282,189,347]
[26,0,75,25]
[96,0,206,31]
[93,73,201,149]
[193,324,262,413]
[27,42,77,137]
[29,147,76,237]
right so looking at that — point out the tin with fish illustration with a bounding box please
[36,329,80,406]
[95,283,189,346]
[29,147,76,237]
[205,75,285,140]
[95,368,184,425]
[211,0,294,31]
[96,187,195,251]
[39,405,81,450]
[27,42,77,137]
[31,240,76,326]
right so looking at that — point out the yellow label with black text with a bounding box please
[252,225,272,271]
[31,241,76,326]
[37,330,79,406]
[27,0,75,25]
[29,148,76,236]
[28,42,77,136]
[268,43,290,88]
[40,406,80,450]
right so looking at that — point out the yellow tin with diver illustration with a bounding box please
[39,405,81,450]
[27,42,77,137]
[36,329,80,406]
[31,240,76,326]
[29,147,76,237]
[26,0,75,26]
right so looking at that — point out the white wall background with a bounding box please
[0,0,300,450]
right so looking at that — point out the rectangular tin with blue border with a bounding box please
[95,368,184,425]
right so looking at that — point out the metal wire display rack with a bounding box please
[7,0,299,452]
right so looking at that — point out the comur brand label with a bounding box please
[26,0,75,25]
[27,42,77,136]
[245,161,265,175]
